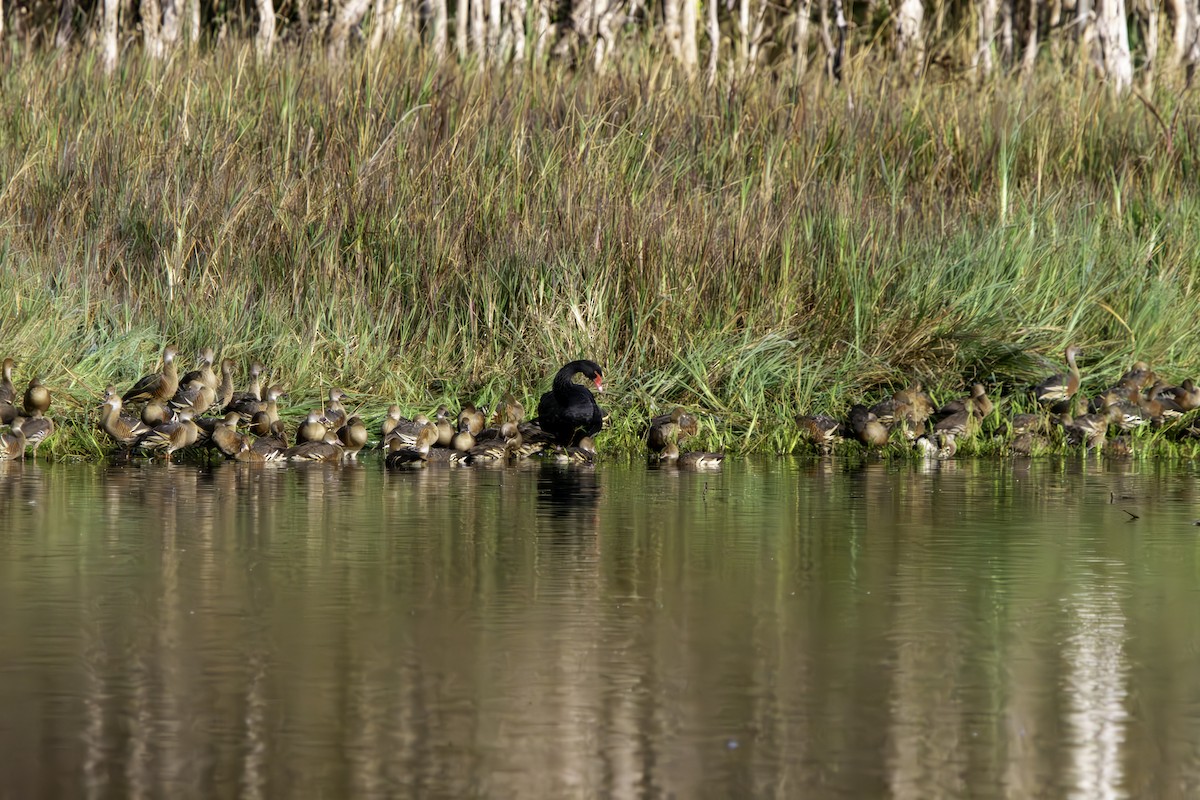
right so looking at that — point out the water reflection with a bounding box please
[1,458,1200,797]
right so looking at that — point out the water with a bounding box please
[2,456,1200,799]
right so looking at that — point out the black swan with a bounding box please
[535,359,604,446]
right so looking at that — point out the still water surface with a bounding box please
[2,457,1200,799]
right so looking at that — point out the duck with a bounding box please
[552,436,597,465]
[99,392,150,446]
[179,348,217,392]
[337,416,369,459]
[249,411,273,437]
[466,422,521,464]
[1104,436,1133,459]
[296,411,328,445]
[381,405,403,442]
[458,404,486,437]
[494,394,525,425]
[385,412,432,448]
[123,345,180,405]
[211,413,250,458]
[251,420,290,458]
[170,378,216,415]
[659,441,725,469]
[915,432,957,460]
[433,405,455,447]
[933,409,972,438]
[798,414,843,454]
[23,377,51,417]
[1169,379,1200,411]
[1116,361,1154,391]
[141,399,173,428]
[135,410,197,460]
[285,440,344,463]
[14,413,54,459]
[847,405,889,447]
[451,418,476,452]
[214,359,236,411]
[224,362,265,415]
[0,358,17,424]
[0,422,26,461]
[937,384,992,419]
[534,359,605,446]
[320,389,348,430]
[385,422,440,467]
[1033,345,1082,406]
[647,407,688,453]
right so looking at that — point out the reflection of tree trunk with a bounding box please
[102,0,120,73]
[1094,0,1133,92]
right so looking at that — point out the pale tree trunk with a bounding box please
[102,0,120,73]
[328,0,372,59]
[56,0,76,48]
[508,0,526,62]
[746,0,770,71]
[429,0,448,55]
[1189,0,1200,82]
[681,0,698,72]
[454,0,468,58]
[999,0,1013,65]
[893,0,925,70]
[665,0,683,63]
[794,0,812,79]
[487,0,501,59]
[974,0,998,78]
[0,0,4,38]
[470,0,484,58]
[533,0,551,61]
[737,0,750,72]
[1047,0,1062,59]
[161,0,181,49]
[368,0,391,50]
[1094,0,1133,92]
[706,0,720,86]
[1020,0,1038,77]
[187,0,199,43]
[142,0,164,58]
[1136,0,1157,90]
[256,0,276,57]
[1166,0,1189,66]
[593,0,625,69]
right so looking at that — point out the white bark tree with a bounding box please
[681,0,699,73]
[257,0,276,58]
[706,0,720,86]
[328,0,372,59]
[142,0,164,58]
[974,0,997,78]
[665,0,683,62]
[429,0,448,56]
[893,0,925,70]
[102,0,120,73]
[793,0,813,78]
[1094,0,1133,92]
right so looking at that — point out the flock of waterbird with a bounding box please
[0,349,721,469]
[1,344,1198,467]
[800,345,1200,459]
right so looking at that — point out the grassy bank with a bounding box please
[2,45,1199,459]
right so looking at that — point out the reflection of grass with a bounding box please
[2,47,1199,459]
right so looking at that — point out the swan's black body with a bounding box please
[535,360,605,446]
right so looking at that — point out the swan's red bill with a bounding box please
[594,376,604,393]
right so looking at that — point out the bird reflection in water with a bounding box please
[536,461,601,545]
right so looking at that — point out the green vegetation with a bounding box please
[2,45,1199,459]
